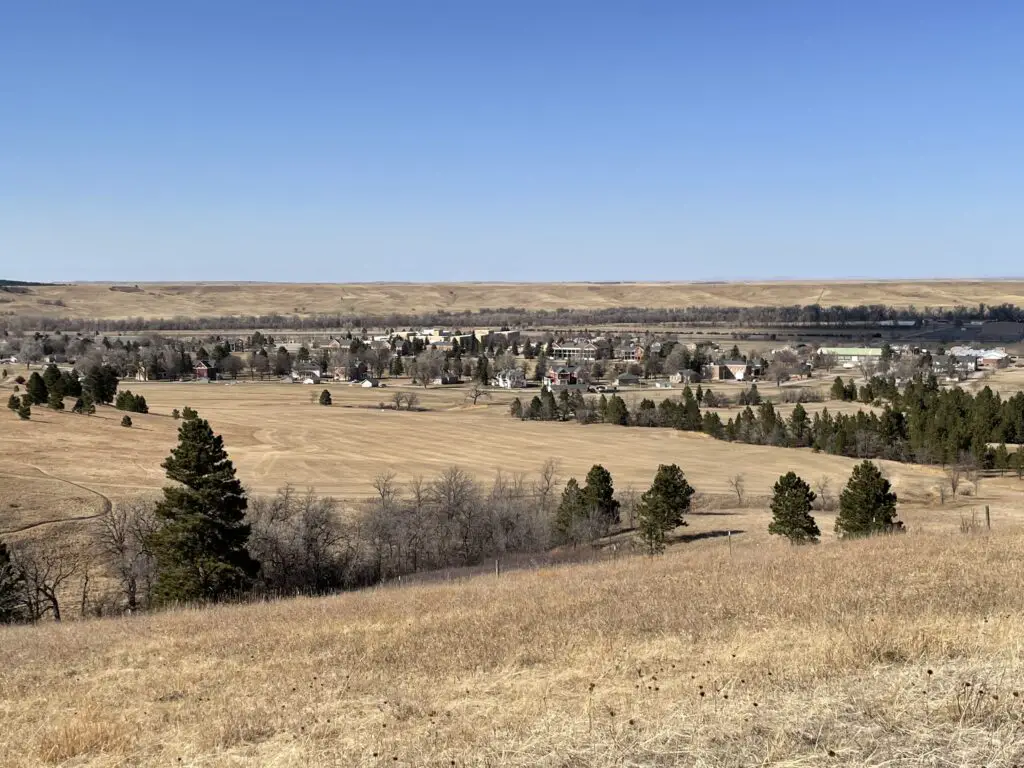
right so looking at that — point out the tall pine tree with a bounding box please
[582,464,620,529]
[767,472,820,543]
[835,461,902,538]
[148,411,258,604]
[635,464,694,554]
[26,372,48,405]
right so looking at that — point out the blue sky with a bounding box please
[1,1,1022,282]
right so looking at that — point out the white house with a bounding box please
[493,368,527,388]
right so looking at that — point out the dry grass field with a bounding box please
[3,530,1024,766]
[3,376,1022,550]
[5,279,1024,320]
[0,380,943,517]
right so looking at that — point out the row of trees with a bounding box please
[7,300,1023,334]
[510,376,1024,475]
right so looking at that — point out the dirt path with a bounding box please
[0,465,112,534]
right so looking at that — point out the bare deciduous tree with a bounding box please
[391,392,407,410]
[466,383,492,406]
[96,500,157,613]
[248,486,357,595]
[727,474,745,507]
[12,540,84,622]
[405,392,419,411]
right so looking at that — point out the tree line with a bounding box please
[510,375,1024,476]
[5,301,1024,334]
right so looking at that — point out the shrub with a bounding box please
[121,415,133,427]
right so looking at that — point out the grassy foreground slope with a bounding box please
[5,279,1024,320]
[3,532,1024,766]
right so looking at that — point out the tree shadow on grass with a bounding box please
[671,529,745,544]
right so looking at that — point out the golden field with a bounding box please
[5,279,1024,320]
[0,378,973,535]
[2,530,1024,766]
[3,374,1023,543]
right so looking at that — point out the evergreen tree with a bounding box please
[42,363,62,394]
[172,408,181,419]
[83,364,119,404]
[318,389,332,406]
[121,415,133,427]
[835,461,902,538]
[605,395,630,425]
[0,539,25,624]
[71,397,84,414]
[767,472,820,543]
[61,371,82,398]
[509,397,523,419]
[6,394,18,412]
[789,402,809,446]
[47,387,65,410]
[148,412,258,604]
[582,464,620,528]
[831,376,847,400]
[635,464,694,554]
[26,372,48,405]
[17,398,30,420]
[476,355,490,385]
[553,478,586,544]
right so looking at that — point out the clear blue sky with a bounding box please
[2,1,1022,282]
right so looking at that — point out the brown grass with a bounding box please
[1,379,951,512]
[3,530,1024,766]
[6,279,1024,319]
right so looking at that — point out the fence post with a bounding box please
[985,505,991,530]
[495,559,500,577]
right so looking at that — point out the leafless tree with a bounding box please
[533,459,561,520]
[466,383,492,405]
[415,350,445,387]
[814,476,834,511]
[391,391,407,410]
[947,465,963,497]
[727,473,745,507]
[248,486,357,594]
[11,540,83,622]
[95,500,157,613]
[618,485,640,529]
[405,392,420,411]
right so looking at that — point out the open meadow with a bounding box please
[2,529,1024,766]
[3,377,1022,548]
[6,279,1024,320]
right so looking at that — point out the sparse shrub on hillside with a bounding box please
[121,415,133,427]
[171,408,180,419]
[318,389,332,406]
[768,472,820,544]
[14,375,25,385]
[835,461,903,538]
[147,411,258,604]
[635,464,694,554]
[6,394,18,412]
[17,397,30,420]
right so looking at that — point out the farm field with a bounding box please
[2,529,1024,767]
[5,279,1024,320]
[3,378,1022,547]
